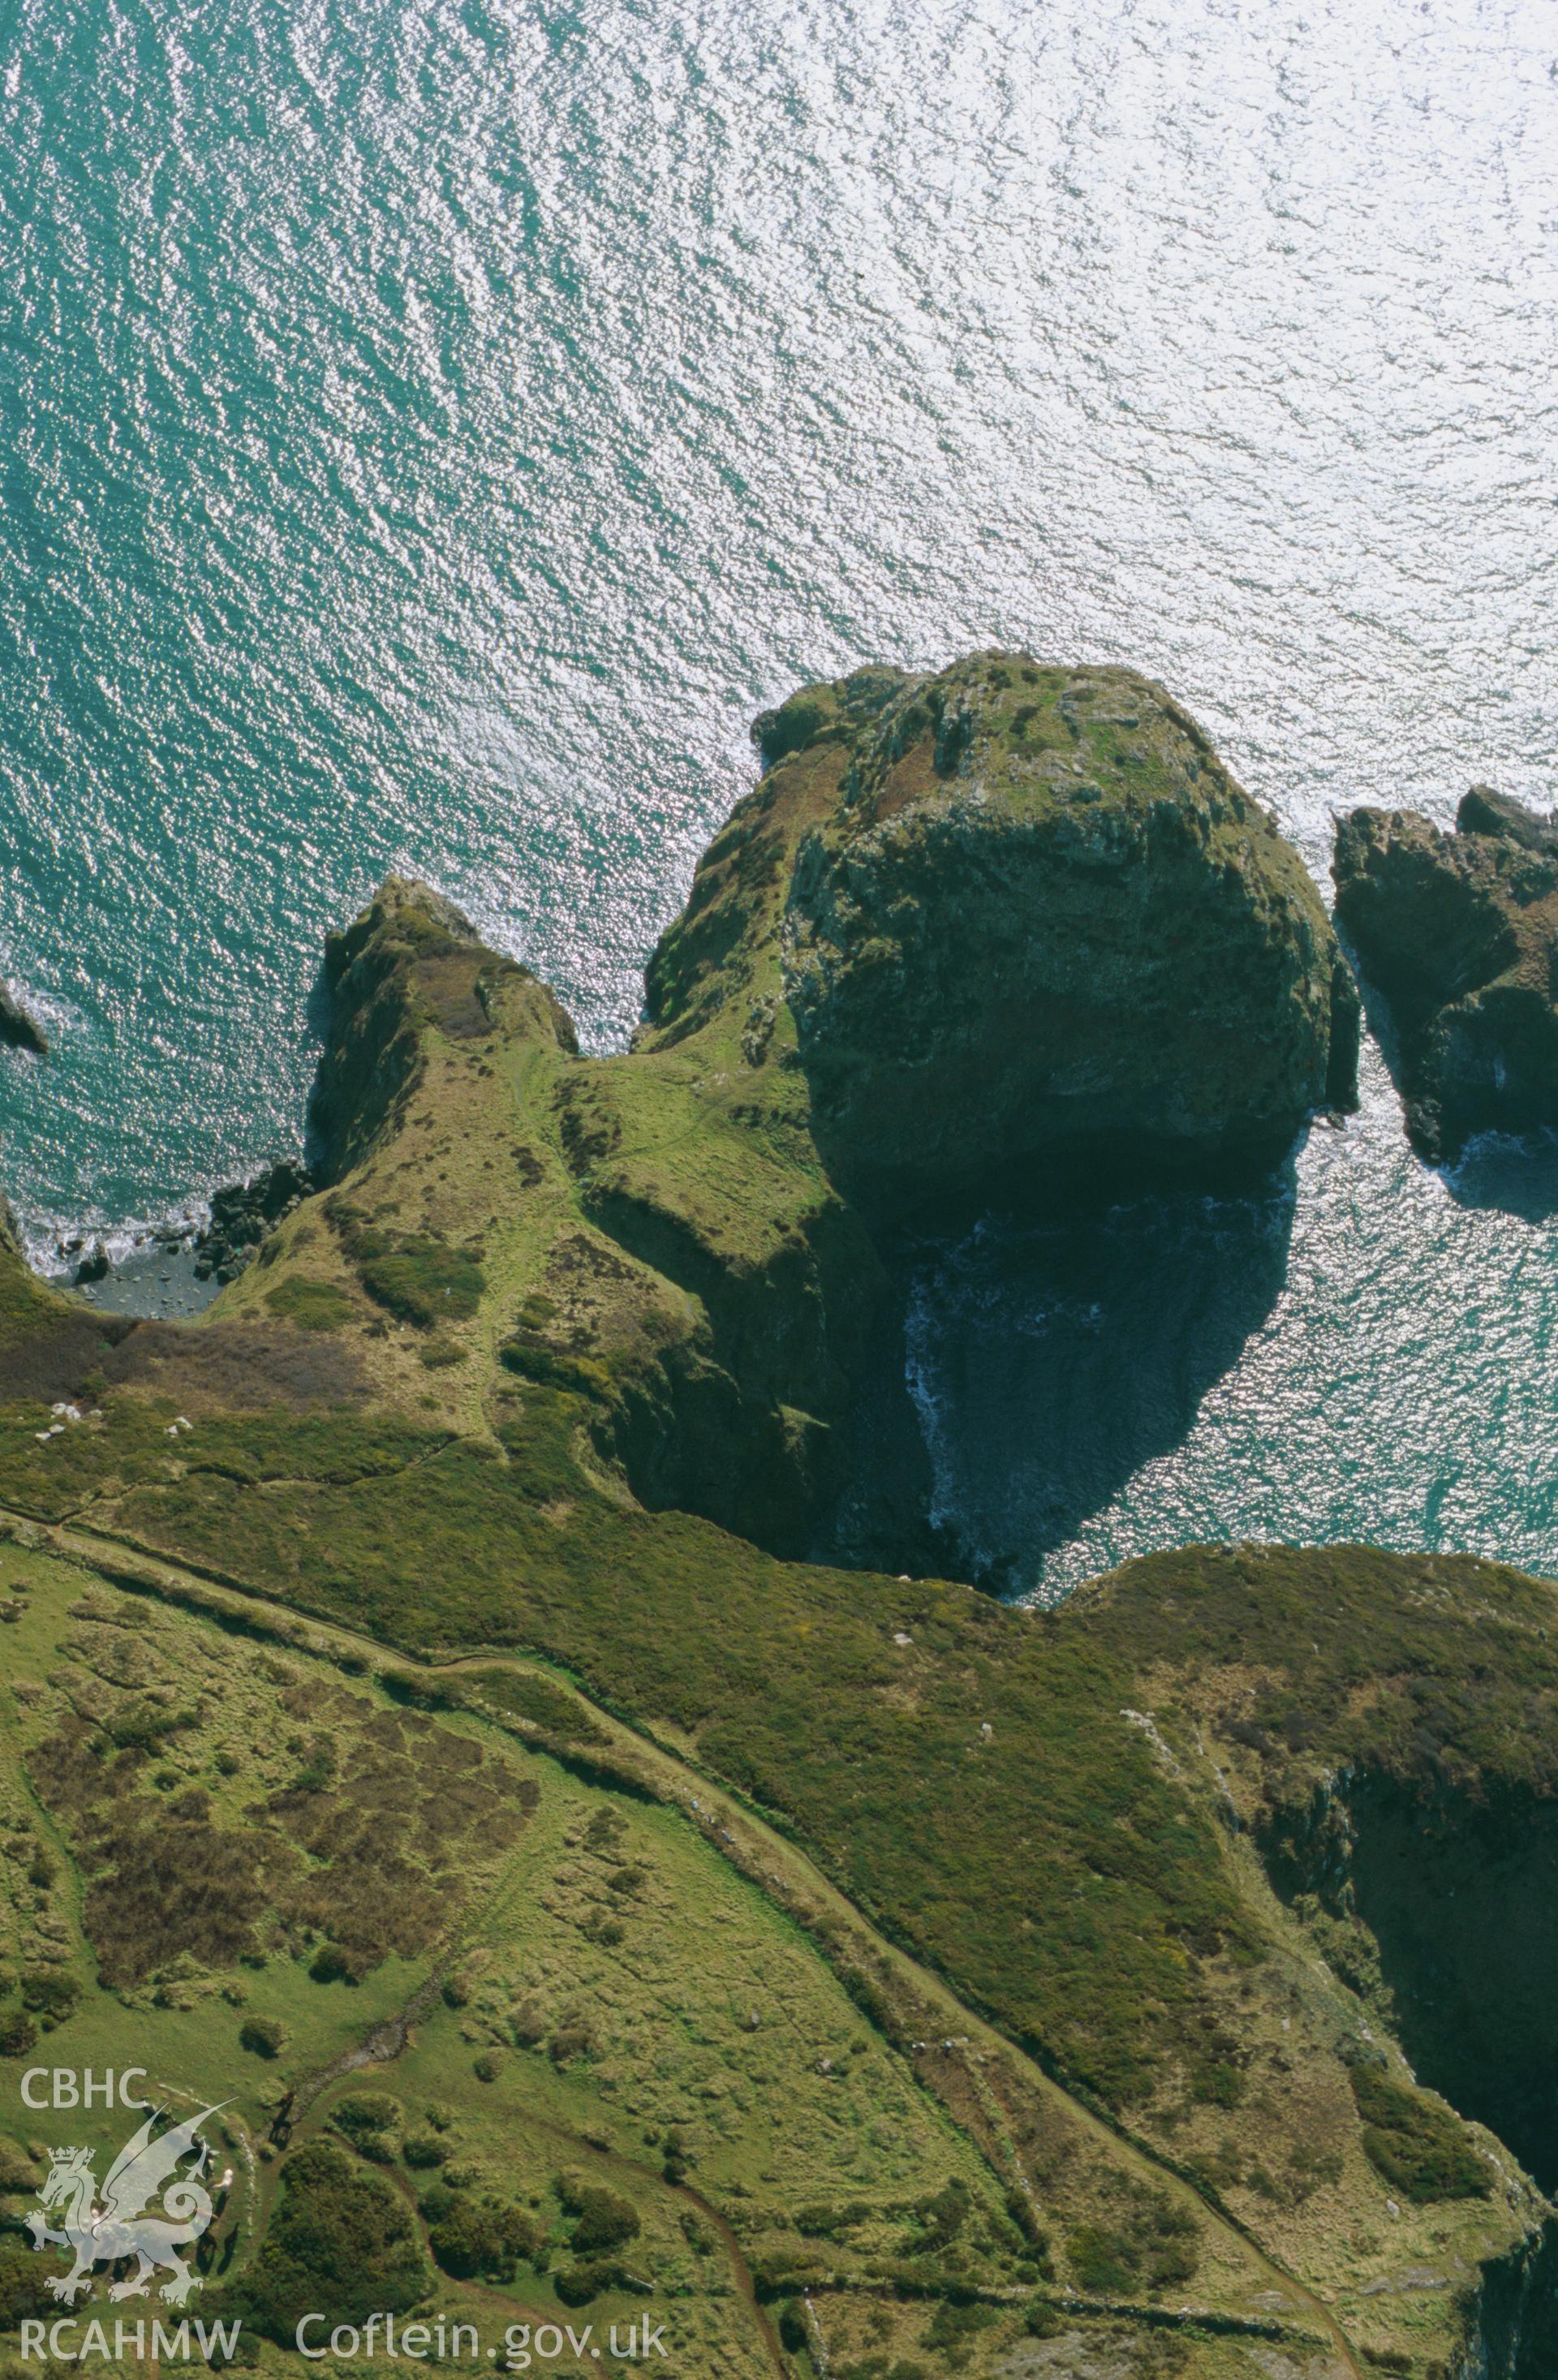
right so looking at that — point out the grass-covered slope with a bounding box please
[2,1376,1555,2375]
[0,663,1550,2375]
[5,1509,1552,2379]
[0,1546,1044,2380]
[1080,1543,1558,2201]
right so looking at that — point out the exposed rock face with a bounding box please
[194,1159,316,1284]
[1333,788,1558,1162]
[0,980,46,1056]
[656,652,1359,1220]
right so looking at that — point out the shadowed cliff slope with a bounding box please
[649,653,1358,1221]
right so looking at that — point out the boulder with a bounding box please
[194,1160,317,1280]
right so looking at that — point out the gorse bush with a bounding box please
[1350,2067,1491,2203]
[425,2197,540,2282]
[339,1220,485,1328]
[238,2142,428,2340]
[264,1277,356,1332]
[1066,2191,1199,2296]
[557,2176,640,2255]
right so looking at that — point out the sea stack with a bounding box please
[1334,785,1558,1162]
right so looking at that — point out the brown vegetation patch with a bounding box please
[83,1790,299,1984]
[24,1647,540,1987]
[0,1314,131,1403]
[103,1322,370,1411]
[866,729,940,824]
[29,1720,142,1816]
[415,954,500,1042]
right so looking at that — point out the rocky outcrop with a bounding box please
[310,876,578,1181]
[194,1159,316,1284]
[650,652,1359,1220]
[0,979,45,1056]
[1333,789,1558,1162]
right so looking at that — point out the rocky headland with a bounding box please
[1334,787,1558,1162]
[0,660,1553,2379]
[649,652,1359,1220]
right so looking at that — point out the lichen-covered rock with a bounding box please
[1333,788,1558,1162]
[669,652,1358,1218]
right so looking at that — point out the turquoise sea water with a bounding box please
[0,0,1556,1582]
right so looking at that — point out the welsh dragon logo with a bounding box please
[24,2102,222,2307]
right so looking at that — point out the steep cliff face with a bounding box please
[646,657,1359,1225]
[773,653,1359,1216]
[1333,790,1558,1162]
[1075,1542,1558,2377]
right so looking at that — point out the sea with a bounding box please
[0,0,1554,1595]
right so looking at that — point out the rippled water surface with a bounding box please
[1,0,1556,1574]
[909,1041,1558,1598]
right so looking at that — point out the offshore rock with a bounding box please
[762,653,1358,1217]
[0,980,46,1057]
[1333,787,1558,1162]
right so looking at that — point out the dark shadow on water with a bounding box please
[1440,1126,1558,1224]
[898,1164,1298,1594]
